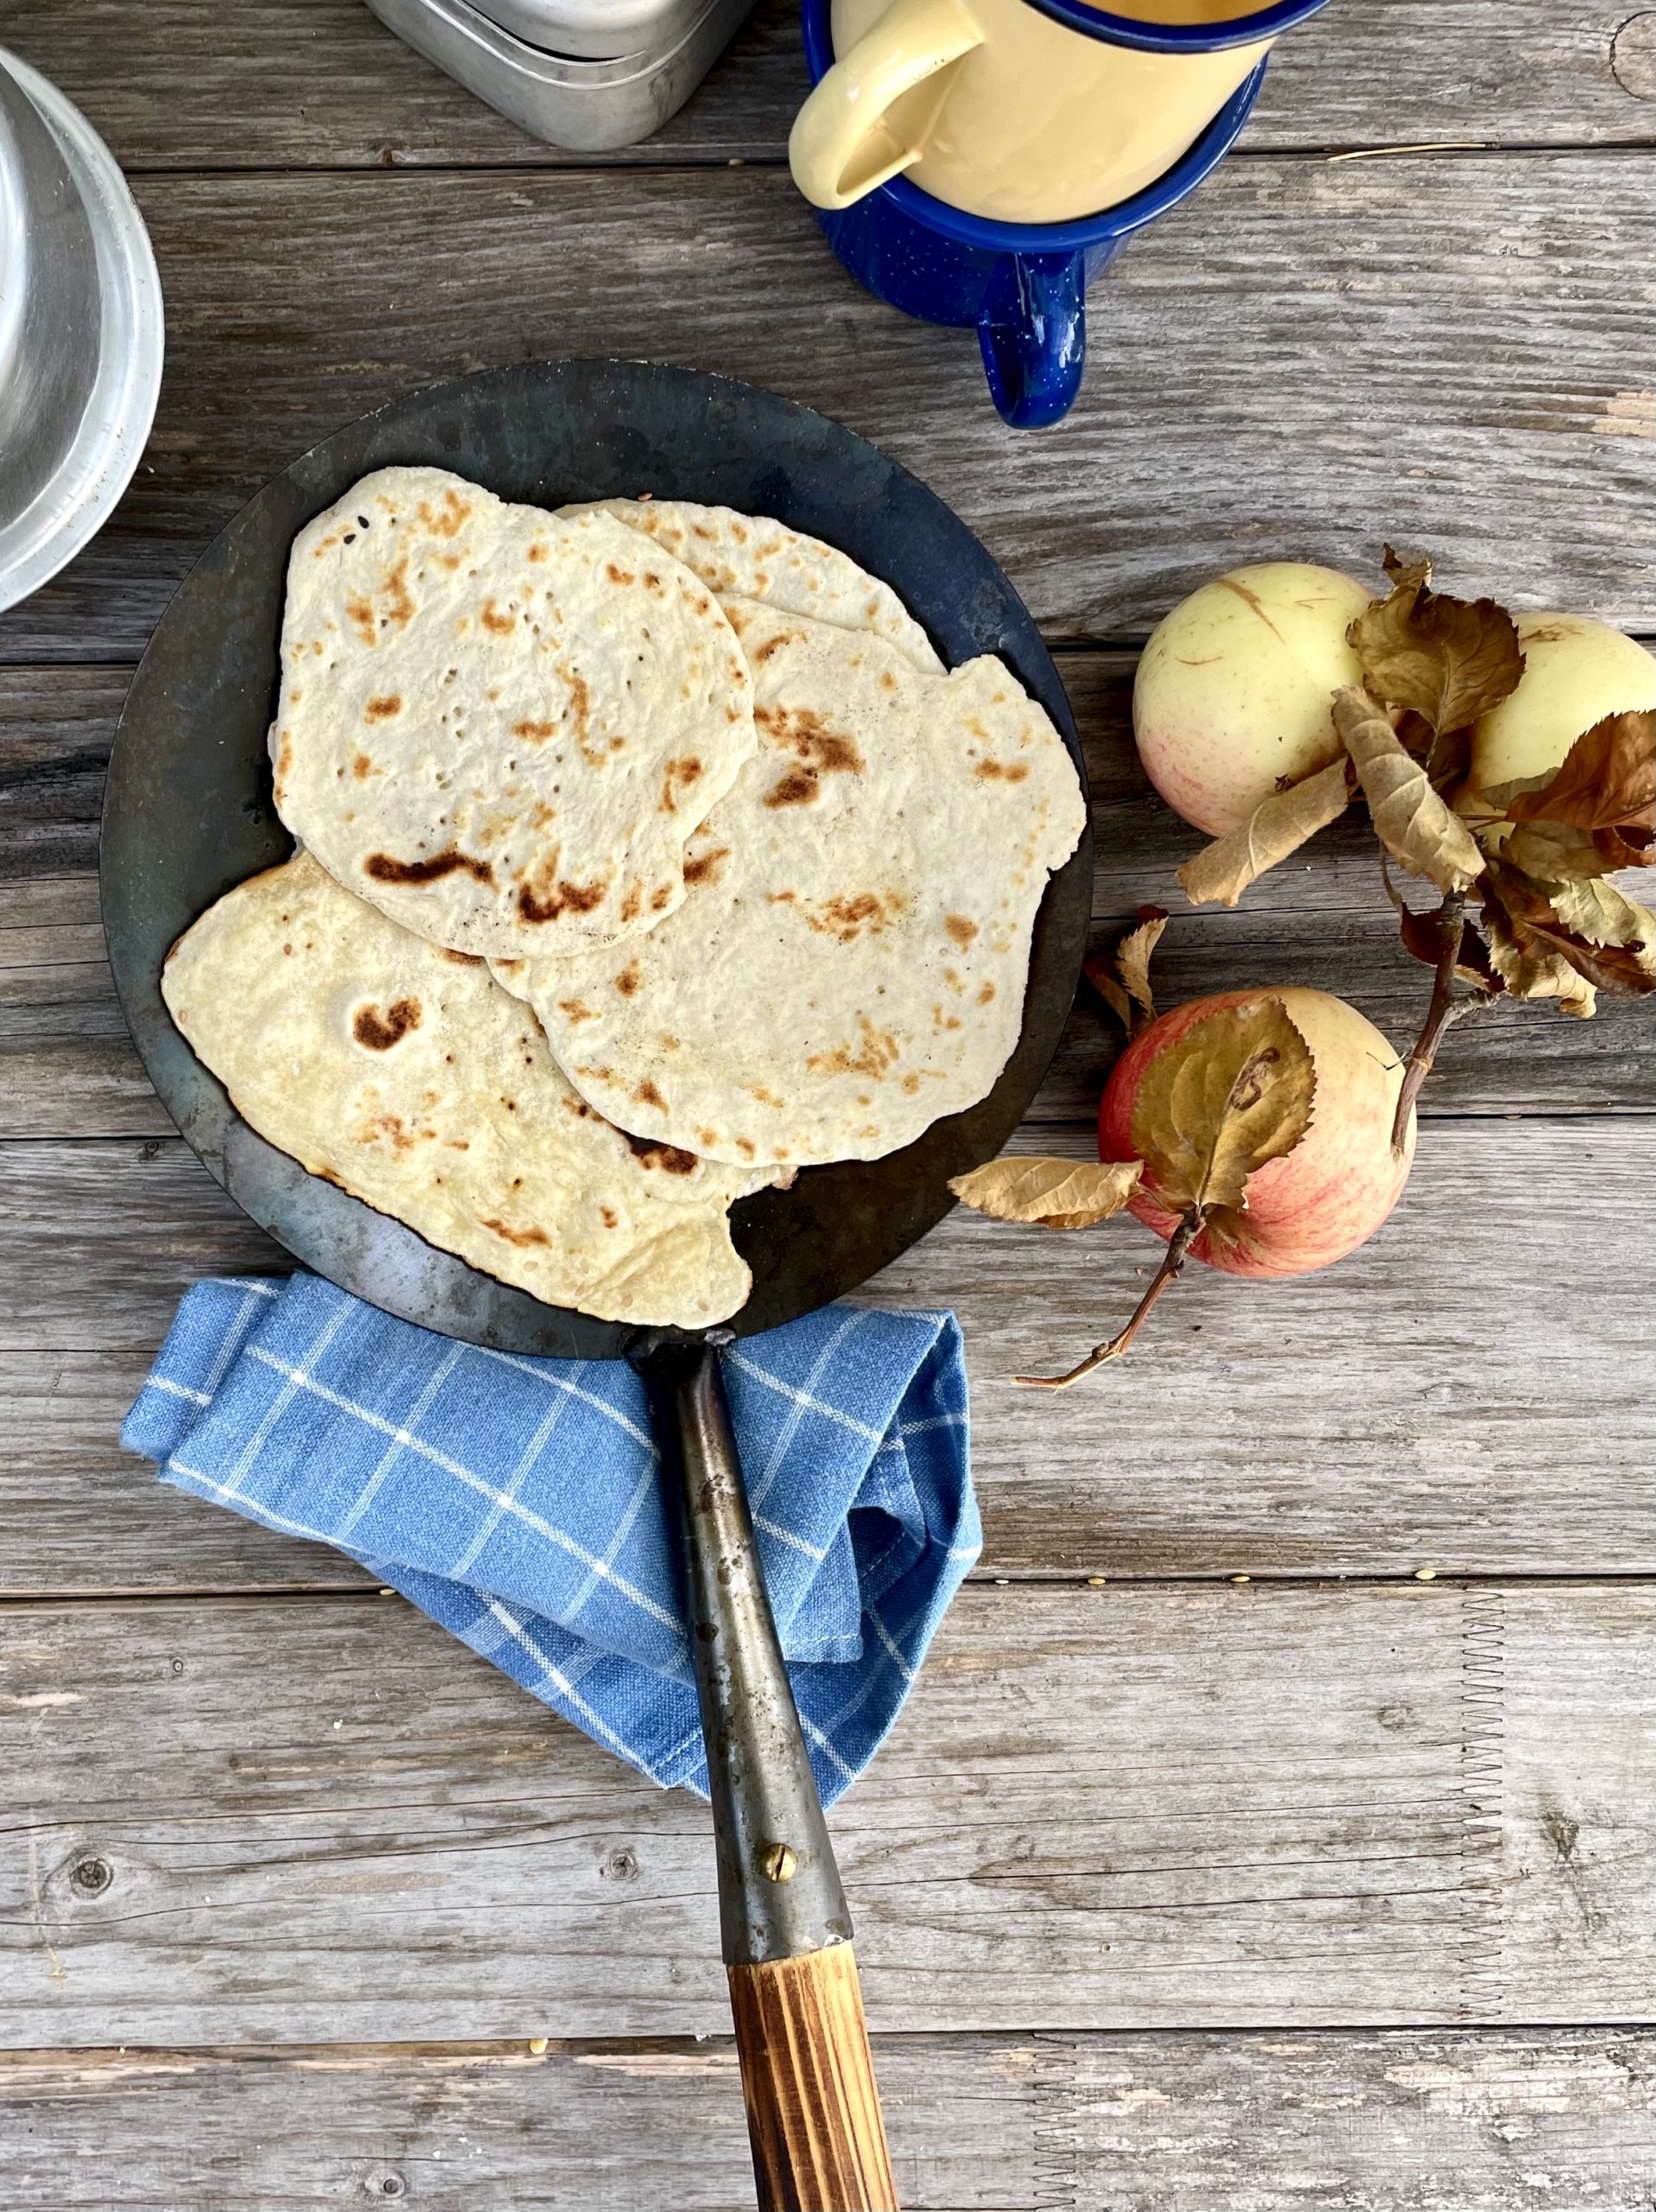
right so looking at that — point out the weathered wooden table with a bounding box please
[3,3,1653,2203]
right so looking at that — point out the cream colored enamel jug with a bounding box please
[790,0,1282,226]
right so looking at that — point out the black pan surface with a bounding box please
[102,361,1092,1357]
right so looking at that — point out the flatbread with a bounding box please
[272,467,756,957]
[162,854,775,1327]
[499,602,1087,1166]
[564,499,944,674]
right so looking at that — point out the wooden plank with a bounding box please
[0,1118,1651,1587]
[0,1581,1647,2041]
[6,660,1654,1133]
[12,0,1651,174]
[2,2026,1651,2211]
[1,157,1649,664]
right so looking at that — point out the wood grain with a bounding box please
[1,1118,1650,1588]
[1,1581,1647,2043]
[10,0,1652,174]
[2,2027,1650,2212]
[2,156,1650,664]
[727,1945,898,2211]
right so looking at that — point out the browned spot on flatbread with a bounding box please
[365,848,495,887]
[682,846,728,888]
[806,892,906,944]
[974,759,1030,783]
[746,1084,783,1108]
[735,1137,755,1159]
[615,963,642,998]
[879,670,898,693]
[439,948,484,966]
[658,755,704,814]
[480,601,515,637]
[359,1112,417,1154]
[944,913,978,947]
[383,558,414,630]
[481,1217,550,1249]
[600,1205,619,1227]
[352,998,423,1052]
[518,876,607,925]
[606,563,636,587]
[978,981,996,1004]
[352,753,373,781]
[765,766,820,810]
[528,541,549,563]
[365,695,403,722]
[623,1130,696,1176]
[752,630,803,664]
[650,885,673,912]
[513,719,558,742]
[344,594,375,645]
[620,882,643,923]
[757,705,864,775]
[806,1016,900,1080]
[416,488,471,538]
[635,1078,667,1111]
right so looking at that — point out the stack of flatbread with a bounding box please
[165,467,1087,1327]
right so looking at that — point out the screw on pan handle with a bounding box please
[634,1332,898,2211]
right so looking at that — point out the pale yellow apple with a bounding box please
[1471,613,1653,791]
[1133,563,1375,837]
[1099,987,1414,1279]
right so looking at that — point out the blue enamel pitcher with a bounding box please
[791,0,1335,426]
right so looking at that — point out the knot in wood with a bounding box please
[70,1855,113,1897]
[600,1847,639,1883]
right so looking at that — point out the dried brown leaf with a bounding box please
[1349,560,1524,734]
[1481,861,1655,1007]
[1334,687,1486,892]
[1481,899,1596,1018]
[1177,758,1352,909]
[1593,824,1654,870]
[948,1154,1143,1230]
[1542,874,1656,956]
[1498,709,1655,837]
[1500,817,1611,884]
[1127,996,1317,1217]
[1116,908,1168,1028]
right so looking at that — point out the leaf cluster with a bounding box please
[1176,548,1655,1033]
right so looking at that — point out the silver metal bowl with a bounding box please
[0,47,163,614]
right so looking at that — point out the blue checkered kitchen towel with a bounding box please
[122,1274,979,1804]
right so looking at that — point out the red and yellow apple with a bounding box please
[1098,987,1415,1277]
[1133,563,1375,837]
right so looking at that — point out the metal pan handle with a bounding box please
[638,1335,898,2212]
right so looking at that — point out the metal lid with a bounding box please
[0,48,163,615]
[459,0,722,62]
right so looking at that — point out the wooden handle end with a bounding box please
[726,1942,898,2211]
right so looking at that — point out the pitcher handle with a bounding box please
[977,250,1088,429]
[789,0,984,212]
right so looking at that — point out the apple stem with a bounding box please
[1013,1213,1202,1390]
[1391,891,1475,1153]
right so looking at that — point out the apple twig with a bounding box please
[1391,889,1489,1152]
[1014,1213,1202,1389]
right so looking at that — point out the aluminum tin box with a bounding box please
[365,0,758,151]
